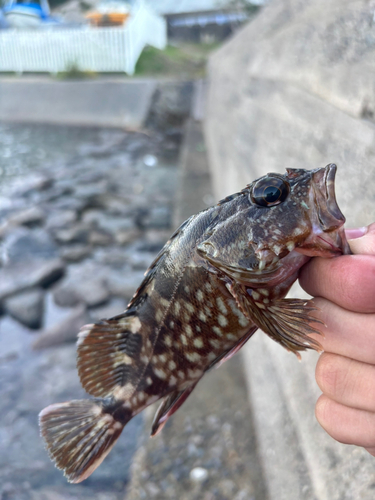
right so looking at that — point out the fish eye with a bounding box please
[251,177,289,207]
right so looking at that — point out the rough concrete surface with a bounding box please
[205,0,375,498]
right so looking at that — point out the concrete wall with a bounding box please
[0,77,157,129]
[205,1,375,499]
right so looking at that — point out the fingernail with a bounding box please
[345,227,367,239]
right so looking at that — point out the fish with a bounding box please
[39,164,351,483]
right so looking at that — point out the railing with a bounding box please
[0,1,166,74]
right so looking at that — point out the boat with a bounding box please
[2,0,60,29]
[85,0,131,27]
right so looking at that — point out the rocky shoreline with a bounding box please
[0,82,194,500]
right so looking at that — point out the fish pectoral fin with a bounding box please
[39,399,126,483]
[77,313,145,398]
[249,298,324,358]
[151,383,199,437]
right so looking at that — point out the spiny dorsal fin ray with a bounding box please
[39,399,127,483]
[77,314,144,398]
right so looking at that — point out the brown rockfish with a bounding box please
[39,164,350,483]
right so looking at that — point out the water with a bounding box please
[0,123,124,195]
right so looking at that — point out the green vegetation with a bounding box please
[135,43,221,78]
[55,62,97,79]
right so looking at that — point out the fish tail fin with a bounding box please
[39,398,129,483]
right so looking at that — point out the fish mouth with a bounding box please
[296,164,351,257]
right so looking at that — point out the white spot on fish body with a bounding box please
[218,314,228,327]
[181,334,188,346]
[154,368,167,380]
[252,291,260,300]
[164,335,172,347]
[209,339,220,349]
[196,290,204,302]
[185,302,195,314]
[216,297,228,315]
[199,311,207,322]
[186,352,201,363]
[184,285,190,294]
[193,338,204,348]
[185,325,193,337]
[174,302,181,315]
[168,360,176,370]
[212,326,223,337]
[286,241,295,251]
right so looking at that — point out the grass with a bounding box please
[135,43,221,78]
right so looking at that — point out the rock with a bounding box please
[60,244,92,262]
[2,227,59,265]
[3,207,45,227]
[88,229,113,246]
[45,209,77,232]
[32,305,89,349]
[105,269,145,299]
[115,228,141,246]
[93,247,129,268]
[52,263,110,308]
[141,206,171,229]
[4,288,44,329]
[82,210,136,234]
[53,223,90,244]
[126,250,156,270]
[0,258,65,301]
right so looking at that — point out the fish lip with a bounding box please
[324,163,346,225]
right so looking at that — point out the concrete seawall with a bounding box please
[0,77,157,129]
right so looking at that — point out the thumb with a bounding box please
[346,223,375,255]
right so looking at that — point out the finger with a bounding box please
[315,395,375,448]
[316,353,375,412]
[309,298,375,364]
[299,254,375,313]
[346,222,375,255]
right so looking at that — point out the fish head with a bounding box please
[198,164,350,286]
[244,163,351,278]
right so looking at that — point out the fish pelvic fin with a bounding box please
[39,399,129,483]
[77,313,145,398]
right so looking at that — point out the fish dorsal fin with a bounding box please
[227,283,323,358]
[77,313,145,398]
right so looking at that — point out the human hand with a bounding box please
[299,223,375,456]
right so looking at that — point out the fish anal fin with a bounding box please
[151,383,199,437]
[77,314,144,398]
[39,399,128,483]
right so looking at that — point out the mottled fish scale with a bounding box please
[39,165,351,483]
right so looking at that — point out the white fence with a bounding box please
[0,1,166,74]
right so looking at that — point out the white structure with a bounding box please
[0,1,166,74]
